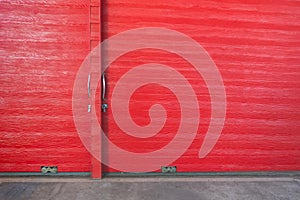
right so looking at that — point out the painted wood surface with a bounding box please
[0,0,299,173]
[0,0,92,172]
[101,0,300,172]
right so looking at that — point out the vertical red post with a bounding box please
[90,0,102,178]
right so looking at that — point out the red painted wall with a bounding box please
[102,0,300,172]
[0,1,92,172]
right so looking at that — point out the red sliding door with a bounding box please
[100,0,300,173]
[0,0,92,173]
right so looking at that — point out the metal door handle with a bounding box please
[102,72,106,101]
[87,74,91,97]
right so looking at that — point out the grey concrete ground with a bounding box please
[0,176,300,200]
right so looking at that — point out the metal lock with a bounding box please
[102,103,108,112]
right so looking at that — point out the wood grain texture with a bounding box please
[0,0,91,172]
[101,0,300,172]
[0,0,299,174]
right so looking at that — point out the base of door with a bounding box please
[0,171,299,178]
[103,171,300,178]
[0,172,90,177]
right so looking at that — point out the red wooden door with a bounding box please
[100,0,300,173]
[1,0,299,176]
[0,0,92,173]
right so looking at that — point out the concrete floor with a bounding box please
[1,176,299,200]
